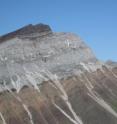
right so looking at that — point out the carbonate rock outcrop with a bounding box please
[0,23,97,90]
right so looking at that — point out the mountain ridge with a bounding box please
[0,23,52,42]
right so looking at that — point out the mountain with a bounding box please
[0,23,117,124]
[0,24,97,91]
[106,60,117,68]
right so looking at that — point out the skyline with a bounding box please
[0,0,117,61]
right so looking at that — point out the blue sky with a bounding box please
[0,0,117,61]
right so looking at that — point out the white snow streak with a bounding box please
[22,104,34,124]
[53,102,79,124]
[0,112,7,124]
[10,75,22,93]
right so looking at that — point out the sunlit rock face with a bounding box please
[0,24,117,124]
[0,24,97,90]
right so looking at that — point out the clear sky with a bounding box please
[0,0,117,61]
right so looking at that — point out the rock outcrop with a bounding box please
[0,23,52,42]
[0,24,97,91]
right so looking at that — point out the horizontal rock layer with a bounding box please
[0,24,97,91]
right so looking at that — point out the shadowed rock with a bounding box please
[0,23,52,42]
[0,23,117,124]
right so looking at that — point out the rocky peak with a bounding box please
[0,23,52,42]
[0,23,98,91]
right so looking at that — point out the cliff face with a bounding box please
[0,24,97,91]
[0,24,117,124]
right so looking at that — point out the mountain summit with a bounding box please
[0,24,52,42]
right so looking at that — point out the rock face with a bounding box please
[0,24,52,42]
[0,24,97,90]
[0,23,117,124]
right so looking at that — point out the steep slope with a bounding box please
[0,24,97,91]
[0,24,117,124]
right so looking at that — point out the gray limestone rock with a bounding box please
[0,24,97,88]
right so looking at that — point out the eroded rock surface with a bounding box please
[0,24,97,91]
